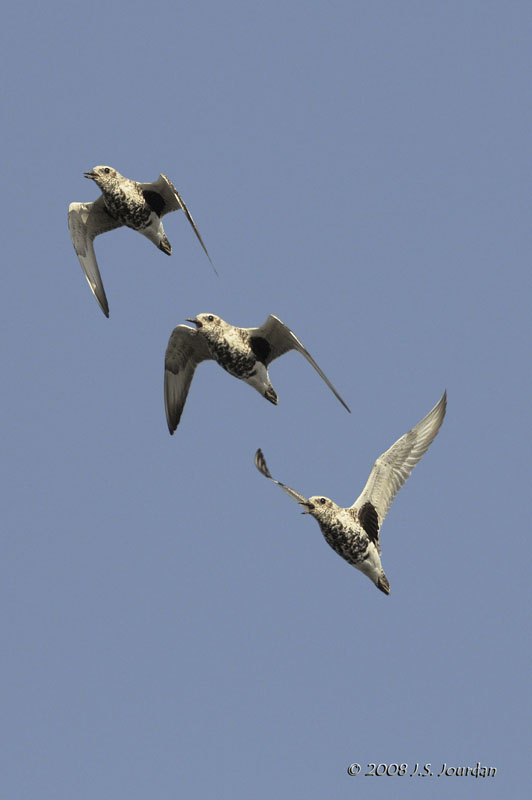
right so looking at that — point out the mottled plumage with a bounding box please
[164,313,351,433]
[68,166,213,317]
[254,392,447,594]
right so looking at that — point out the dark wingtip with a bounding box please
[254,448,273,479]
[335,392,351,413]
[205,251,218,276]
[97,296,110,317]
[165,405,176,435]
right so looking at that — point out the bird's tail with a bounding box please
[159,235,172,255]
[264,386,278,405]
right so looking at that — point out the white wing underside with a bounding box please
[164,325,212,434]
[352,392,447,526]
[68,197,122,317]
[245,315,350,412]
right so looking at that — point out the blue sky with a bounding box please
[2,1,530,797]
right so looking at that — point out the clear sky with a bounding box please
[2,1,530,797]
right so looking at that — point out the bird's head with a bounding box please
[303,495,338,521]
[186,313,224,334]
[84,165,120,189]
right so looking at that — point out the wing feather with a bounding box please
[351,392,447,527]
[254,449,311,507]
[68,198,122,317]
[141,174,215,270]
[164,325,212,434]
[140,174,181,216]
[247,315,350,412]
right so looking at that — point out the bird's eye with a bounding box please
[207,315,214,322]
[104,168,110,174]
[319,498,326,505]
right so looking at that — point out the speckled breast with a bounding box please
[208,338,256,379]
[103,187,152,230]
[320,520,369,567]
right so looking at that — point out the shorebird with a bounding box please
[68,166,214,317]
[164,313,351,433]
[254,391,447,594]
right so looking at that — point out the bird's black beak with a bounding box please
[186,317,202,328]
[84,171,96,180]
[299,501,315,515]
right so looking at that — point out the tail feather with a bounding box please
[264,386,278,405]
[159,235,172,255]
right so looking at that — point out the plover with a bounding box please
[254,391,446,594]
[68,166,214,317]
[164,313,351,433]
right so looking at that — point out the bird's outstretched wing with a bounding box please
[141,174,215,271]
[351,391,447,531]
[68,198,122,318]
[164,325,212,434]
[254,449,311,507]
[247,315,350,412]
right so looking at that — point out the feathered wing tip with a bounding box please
[163,324,212,435]
[169,179,217,275]
[250,315,350,412]
[141,173,217,273]
[164,369,180,434]
[254,448,273,479]
[405,390,447,458]
[68,199,121,317]
[417,389,447,432]
[254,449,311,507]
[352,390,447,525]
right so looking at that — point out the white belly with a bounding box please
[139,213,165,245]
[243,361,271,395]
[356,542,384,584]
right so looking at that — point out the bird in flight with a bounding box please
[254,391,447,594]
[68,166,214,317]
[164,313,351,433]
